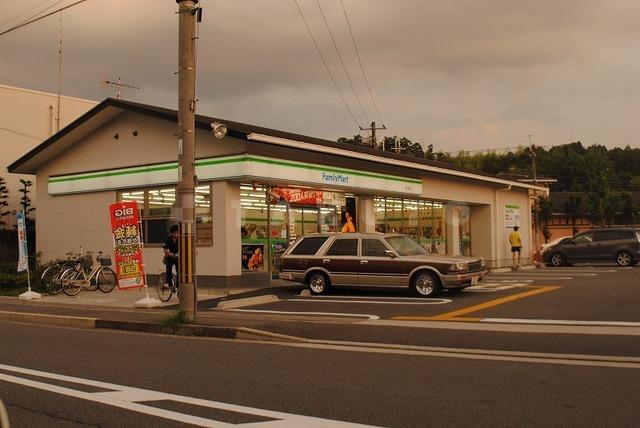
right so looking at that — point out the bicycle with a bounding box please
[157,263,178,302]
[60,251,117,296]
[40,251,83,295]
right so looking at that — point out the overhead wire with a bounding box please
[315,0,369,125]
[339,0,385,126]
[293,0,361,129]
[0,0,64,30]
[0,0,89,38]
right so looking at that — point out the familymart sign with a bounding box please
[48,154,423,196]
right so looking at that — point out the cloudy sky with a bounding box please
[1,0,639,152]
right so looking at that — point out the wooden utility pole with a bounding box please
[176,0,200,320]
[530,134,540,262]
[359,121,386,150]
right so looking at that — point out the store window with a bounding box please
[119,184,212,246]
[373,196,448,255]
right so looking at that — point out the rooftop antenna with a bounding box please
[102,77,141,99]
[56,11,63,132]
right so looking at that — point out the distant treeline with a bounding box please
[338,137,640,193]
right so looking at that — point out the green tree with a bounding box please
[565,195,583,235]
[0,177,9,228]
[535,197,554,243]
[19,179,35,229]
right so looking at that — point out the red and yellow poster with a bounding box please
[109,201,145,289]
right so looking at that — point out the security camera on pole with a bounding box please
[175,0,201,321]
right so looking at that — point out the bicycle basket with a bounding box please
[98,256,112,267]
[81,253,94,269]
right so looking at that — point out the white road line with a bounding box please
[288,298,451,305]
[305,295,447,301]
[486,276,573,280]
[227,309,380,320]
[465,283,528,292]
[482,318,640,327]
[491,272,596,277]
[0,363,376,427]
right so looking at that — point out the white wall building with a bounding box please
[9,98,546,290]
[0,84,96,228]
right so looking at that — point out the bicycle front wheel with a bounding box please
[61,269,83,296]
[40,266,60,294]
[97,267,117,293]
[156,273,172,302]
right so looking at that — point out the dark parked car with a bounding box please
[280,233,488,297]
[543,228,640,267]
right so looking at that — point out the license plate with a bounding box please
[471,276,479,286]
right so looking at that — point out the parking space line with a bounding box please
[228,308,380,320]
[485,276,573,281]
[392,286,561,321]
[481,318,640,327]
[288,298,451,305]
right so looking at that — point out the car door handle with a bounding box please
[360,260,368,264]
[323,259,331,264]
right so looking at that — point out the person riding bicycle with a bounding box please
[163,225,179,290]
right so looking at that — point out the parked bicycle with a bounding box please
[156,264,178,302]
[40,251,84,295]
[60,251,117,296]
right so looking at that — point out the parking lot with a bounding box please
[220,266,640,325]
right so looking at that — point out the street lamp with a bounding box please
[211,122,227,139]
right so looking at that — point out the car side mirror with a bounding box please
[384,250,396,258]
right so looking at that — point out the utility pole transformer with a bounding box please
[176,0,199,321]
[360,121,386,150]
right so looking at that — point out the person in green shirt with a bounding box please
[509,226,522,268]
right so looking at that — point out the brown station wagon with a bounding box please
[280,233,488,297]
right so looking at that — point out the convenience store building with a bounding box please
[8,98,547,289]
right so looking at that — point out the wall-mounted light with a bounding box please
[211,122,227,139]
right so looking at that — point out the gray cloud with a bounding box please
[1,0,639,151]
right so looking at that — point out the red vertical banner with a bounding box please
[109,201,145,289]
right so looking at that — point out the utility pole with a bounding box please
[529,134,540,264]
[176,0,200,321]
[359,121,386,150]
[102,78,141,99]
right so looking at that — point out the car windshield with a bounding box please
[385,235,428,256]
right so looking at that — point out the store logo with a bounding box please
[322,172,349,184]
[114,207,134,218]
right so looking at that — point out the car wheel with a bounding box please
[412,271,441,297]
[308,272,330,295]
[550,252,565,267]
[616,251,633,267]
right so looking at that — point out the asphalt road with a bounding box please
[234,266,640,321]
[1,323,640,428]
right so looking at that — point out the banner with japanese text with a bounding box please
[109,201,145,289]
[16,211,28,272]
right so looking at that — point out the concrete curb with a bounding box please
[0,309,303,341]
[95,319,237,338]
[0,310,97,329]
[215,294,280,309]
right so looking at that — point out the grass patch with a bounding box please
[162,310,189,327]
[0,287,26,297]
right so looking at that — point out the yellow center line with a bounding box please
[392,286,561,321]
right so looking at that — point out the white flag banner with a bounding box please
[17,211,28,272]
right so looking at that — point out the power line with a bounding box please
[339,0,385,126]
[292,0,361,128]
[0,0,63,30]
[315,0,369,124]
[0,126,42,140]
[0,0,89,38]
